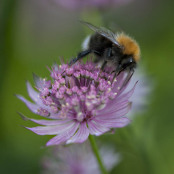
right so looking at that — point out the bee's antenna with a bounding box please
[111,72,118,84]
[111,65,123,84]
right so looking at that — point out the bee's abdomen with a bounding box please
[89,33,112,53]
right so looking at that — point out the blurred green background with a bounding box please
[1,0,174,173]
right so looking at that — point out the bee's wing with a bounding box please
[80,21,121,48]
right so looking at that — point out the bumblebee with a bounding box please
[69,21,140,80]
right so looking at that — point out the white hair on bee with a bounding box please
[82,35,91,50]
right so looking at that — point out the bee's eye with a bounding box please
[121,56,135,69]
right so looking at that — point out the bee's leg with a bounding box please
[120,69,134,90]
[111,72,117,84]
[69,50,101,66]
[111,64,122,84]
[101,48,112,71]
[101,61,107,70]
[69,50,91,65]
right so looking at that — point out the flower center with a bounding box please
[39,62,117,121]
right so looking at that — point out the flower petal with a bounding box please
[116,81,138,103]
[96,102,131,119]
[26,81,42,105]
[19,113,67,125]
[46,122,79,146]
[119,71,133,94]
[87,120,110,136]
[113,72,125,92]
[33,73,51,89]
[29,118,71,126]
[66,122,89,144]
[98,101,130,115]
[16,95,41,114]
[27,121,76,135]
[16,94,61,118]
[94,117,131,128]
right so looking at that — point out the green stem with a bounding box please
[89,135,108,174]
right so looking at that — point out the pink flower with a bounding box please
[41,143,120,174]
[17,61,137,146]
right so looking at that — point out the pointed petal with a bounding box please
[33,73,44,89]
[96,102,131,119]
[94,117,131,128]
[98,101,130,115]
[27,121,76,135]
[88,120,110,136]
[113,72,125,92]
[66,122,89,144]
[16,95,61,118]
[119,71,133,94]
[26,81,41,104]
[18,113,67,125]
[17,95,41,114]
[33,73,51,89]
[103,81,135,111]
[46,122,79,146]
[29,118,71,126]
[116,82,138,103]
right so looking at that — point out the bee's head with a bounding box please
[115,55,136,75]
[121,55,136,70]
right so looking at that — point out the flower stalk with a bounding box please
[89,135,108,174]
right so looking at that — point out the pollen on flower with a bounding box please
[108,81,111,85]
[77,112,84,122]
[37,108,50,117]
[18,60,137,146]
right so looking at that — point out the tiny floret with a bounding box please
[17,61,137,146]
